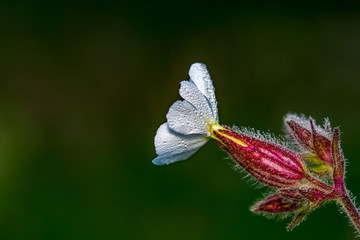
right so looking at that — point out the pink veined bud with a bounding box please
[286,120,314,151]
[285,115,333,166]
[278,188,304,200]
[279,187,326,203]
[310,119,333,165]
[298,187,326,203]
[251,193,303,213]
[252,186,327,214]
[212,126,306,188]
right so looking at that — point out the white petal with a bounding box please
[179,81,213,121]
[189,63,218,121]
[153,123,208,165]
[166,100,208,135]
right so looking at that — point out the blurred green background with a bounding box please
[1,2,360,239]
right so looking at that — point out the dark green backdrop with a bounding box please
[1,2,360,240]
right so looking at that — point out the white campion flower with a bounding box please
[152,63,219,165]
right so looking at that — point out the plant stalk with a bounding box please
[339,193,360,234]
[304,174,333,192]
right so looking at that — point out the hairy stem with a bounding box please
[339,193,360,234]
[304,174,333,192]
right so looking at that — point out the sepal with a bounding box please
[286,118,314,151]
[251,193,303,214]
[285,115,334,168]
[331,128,345,188]
[287,209,309,231]
[310,119,333,165]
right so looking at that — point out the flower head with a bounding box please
[152,63,360,237]
[152,63,218,165]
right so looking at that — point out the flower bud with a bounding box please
[278,188,304,200]
[285,114,334,167]
[251,193,303,213]
[286,119,314,151]
[211,125,305,188]
[298,187,326,203]
[310,119,333,165]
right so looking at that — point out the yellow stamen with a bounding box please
[207,122,248,147]
[223,134,248,147]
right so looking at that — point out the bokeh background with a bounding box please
[1,2,360,240]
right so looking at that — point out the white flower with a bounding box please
[152,63,219,165]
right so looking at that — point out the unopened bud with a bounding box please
[285,115,334,167]
[298,187,326,203]
[286,119,314,151]
[210,125,305,188]
[278,188,304,200]
[310,119,333,165]
[251,193,303,213]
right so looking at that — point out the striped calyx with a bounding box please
[210,125,305,188]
